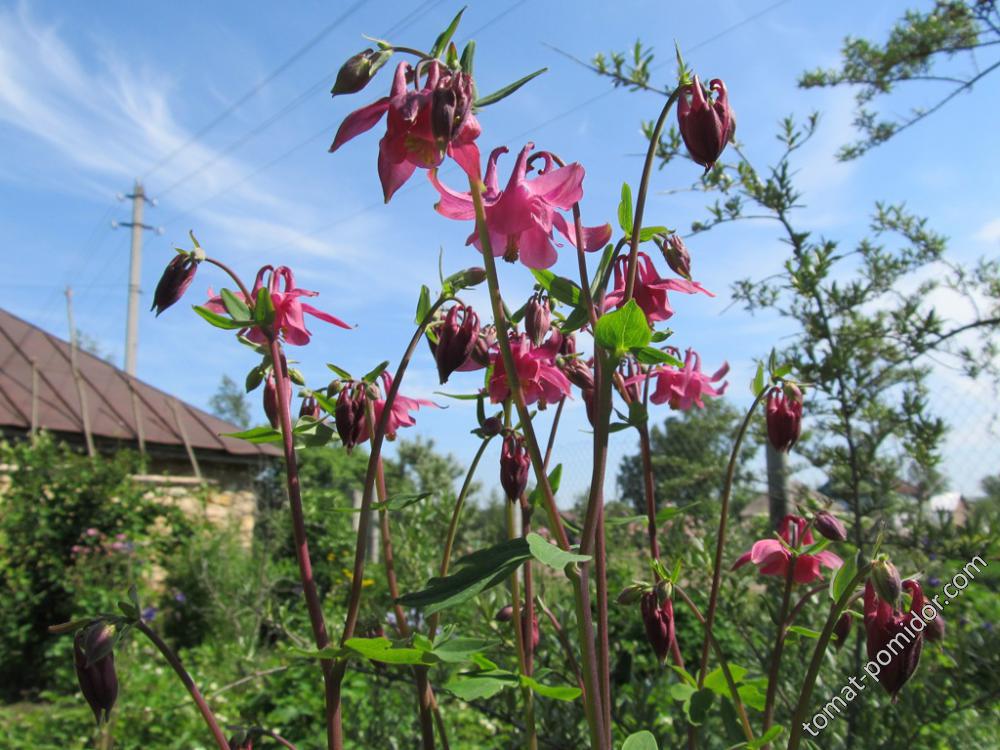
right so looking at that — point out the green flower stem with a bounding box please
[428,435,494,639]
[623,88,681,302]
[467,173,606,750]
[266,336,338,750]
[136,621,229,750]
[673,586,755,745]
[763,563,796,739]
[329,294,450,750]
[786,562,870,750]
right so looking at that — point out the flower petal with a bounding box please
[528,163,584,208]
[301,302,351,329]
[329,98,390,152]
[378,137,417,202]
[429,169,476,220]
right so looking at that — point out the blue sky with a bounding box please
[1,0,997,500]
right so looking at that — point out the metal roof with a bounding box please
[0,307,279,459]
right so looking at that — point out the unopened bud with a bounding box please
[871,558,903,606]
[924,612,945,642]
[435,304,480,384]
[495,605,514,622]
[499,433,530,503]
[331,49,390,96]
[813,511,848,542]
[74,621,118,724]
[616,584,645,606]
[151,252,199,316]
[335,383,366,452]
[524,293,551,347]
[481,415,503,437]
[299,394,321,420]
[832,612,852,649]
[662,235,692,280]
[263,373,284,429]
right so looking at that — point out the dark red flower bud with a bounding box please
[833,612,853,649]
[766,384,803,453]
[435,304,480,383]
[864,580,925,701]
[524,293,551,347]
[495,605,514,622]
[74,622,118,724]
[151,253,199,316]
[559,332,577,357]
[924,612,945,642]
[560,358,595,392]
[814,510,848,542]
[677,75,734,171]
[431,71,474,146]
[871,559,903,606]
[299,394,321,420]
[262,372,288,430]
[582,387,596,427]
[662,234,692,280]
[469,325,497,368]
[335,382,366,451]
[481,416,503,437]
[640,591,677,663]
[500,433,530,502]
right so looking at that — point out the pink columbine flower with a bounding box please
[732,514,843,584]
[603,253,713,322]
[330,61,481,202]
[429,143,612,269]
[206,266,349,347]
[677,76,734,171]
[359,371,436,441]
[488,333,572,406]
[864,579,925,700]
[644,348,729,410]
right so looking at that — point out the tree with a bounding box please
[209,374,252,428]
[799,0,1000,160]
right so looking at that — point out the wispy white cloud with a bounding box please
[974,217,1000,245]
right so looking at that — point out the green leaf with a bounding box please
[460,41,475,76]
[525,532,590,569]
[747,726,784,749]
[619,183,634,235]
[326,363,353,380]
[415,284,431,324]
[655,502,701,523]
[751,361,766,396]
[344,637,435,665]
[374,492,433,512]
[254,287,275,326]
[527,463,562,508]
[398,538,532,615]
[220,288,251,321]
[638,225,669,242]
[434,391,481,401]
[474,67,547,107]
[363,360,389,384]
[520,675,581,702]
[670,682,695,702]
[670,665,697,687]
[444,672,517,701]
[622,730,659,750]
[685,687,716,726]
[429,7,465,59]
[430,636,495,664]
[830,551,858,601]
[594,299,651,356]
[192,305,248,330]
[221,425,282,443]
[531,269,582,306]
[703,664,748,696]
[650,329,672,343]
[561,304,590,334]
[787,625,823,639]
[633,346,683,366]
[603,514,647,528]
[738,682,767,712]
[117,600,139,620]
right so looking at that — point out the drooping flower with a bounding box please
[833,611,853,650]
[864,579,925,701]
[732,514,843,584]
[263,372,286,429]
[640,591,677,664]
[74,622,118,725]
[431,304,480,384]
[924,612,945,642]
[488,333,572,406]
[766,383,803,453]
[677,76,734,171]
[603,253,713,322]
[871,558,903,606]
[151,252,199,316]
[334,382,366,452]
[299,394,321,420]
[359,371,436,441]
[429,143,612,269]
[645,348,729,410]
[206,266,349,346]
[524,293,552,346]
[500,433,530,502]
[660,234,692,280]
[330,61,481,201]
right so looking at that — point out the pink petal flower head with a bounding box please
[677,76,734,171]
[604,253,713,323]
[330,60,481,201]
[359,371,436,442]
[429,143,612,269]
[488,333,572,406]
[766,383,803,453]
[206,265,349,347]
[732,514,843,584]
[864,579,925,701]
[646,348,729,410]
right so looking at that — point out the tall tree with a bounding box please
[209,374,252,428]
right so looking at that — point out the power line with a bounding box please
[256,0,793,258]
[142,0,368,180]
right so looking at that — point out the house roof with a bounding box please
[0,307,279,459]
